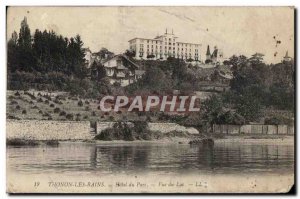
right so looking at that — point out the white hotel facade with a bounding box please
[128,29,202,61]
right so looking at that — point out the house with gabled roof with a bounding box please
[102,54,144,86]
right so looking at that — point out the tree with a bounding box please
[7,31,19,72]
[125,49,136,58]
[17,17,35,71]
[91,61,106,82]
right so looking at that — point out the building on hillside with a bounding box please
[102,54,144,86]
[283,51,293,62]
[84,48,115,68]
[205,45,224,65]
[128,29,201,61]
[84,48,92,68]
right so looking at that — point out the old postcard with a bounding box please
[6,6,295,193]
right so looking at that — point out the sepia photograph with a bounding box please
[5,6,295,194]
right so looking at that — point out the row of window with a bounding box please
[136,38,199,48]
[138,52,199,60]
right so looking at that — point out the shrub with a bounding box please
[7,115,21,120]
[75,115,81,121]
[43,112,51,117]
[45,140,59,146]
[7,138,39,146]
[94,122,134,141]
[83,115,88,119]
[45,100,49,104]
[85,100,90,105]
[10,100,18,105]
[39,110,43,114]
[85,106,90,111]
[38,98,43,102]
[66,113,74,120]
[78,100,83,107]
[50,104,55,107]
[54,107,61,113]
[59,111,66,116]
[91,111,96,116]
[97,106,100,110]
[14,91,20,96]
[109,116,114,121]
[22,110,27,114]
[16,105,21,110]
[32,105,38,109]
[8,95,15,100]
[30,101,34,104]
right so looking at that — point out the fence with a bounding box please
[212,124,294,135]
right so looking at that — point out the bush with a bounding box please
[16,105,21,110]
[59,111,66,116]
[66,113,74,120]
[7,138,39,146]
[91,111,96,116]
[14,91,20,96]
[85,106,90,111]
[45,100,49,104]
[22,110,27,114]
[78,100,83,107]
[10,100,18,105]
[50,104,55,108]
[265,116,294,125]
[54,107,61,113]
[85,100,90,105]
[38,98,43,102]
[94,122,134,141]
[83,115,88,119]
[43,112,51,117]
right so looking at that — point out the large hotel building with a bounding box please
[128,29,202,61]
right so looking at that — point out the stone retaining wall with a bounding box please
[95,122,199,135]
[213,124,294,135]
[7,120,92,140]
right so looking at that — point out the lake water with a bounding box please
[7,141,294,176]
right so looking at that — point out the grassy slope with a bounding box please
[6,90,146,122]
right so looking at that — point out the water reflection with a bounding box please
[7,142,294,175]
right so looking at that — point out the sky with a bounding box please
[7,6,294,63]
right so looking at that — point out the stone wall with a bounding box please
[148,123,199,134]
[213,124,294,135]
[7,120,92,140]
[96,122,199,135]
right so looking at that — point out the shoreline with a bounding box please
[6,135,294,146]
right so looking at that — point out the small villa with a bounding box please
[103,54,145,86]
